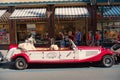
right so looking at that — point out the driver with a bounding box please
[18,35,36,51]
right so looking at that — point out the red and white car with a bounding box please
[6,39,115,70]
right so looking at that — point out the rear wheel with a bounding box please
[15,58,28,70]
[101,55,114,67]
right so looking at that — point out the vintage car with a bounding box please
[5,39,115,70]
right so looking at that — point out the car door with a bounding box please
[28,51,44,61]
[59,50,74,60]
[43,51,60,60]
[78,49,101,60]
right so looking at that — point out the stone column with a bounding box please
[8,6,17,44]
[87,4,97,38]
[47,5,55,38]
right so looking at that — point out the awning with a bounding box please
[0,9,7,17]
[10,8,46,19]
[103,6,120,17]
[0,12,11,23]
[55,7,89,19]
[0,0,90,6]
[0,9,10,23]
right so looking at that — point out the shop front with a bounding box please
[0,0,91,49]
[0,9,10,49]
[10,8,48,44]
[54,7,89,44]
[97,5,120,47]
[0,6,50,48]
[0,0,120,49]
[11,6,89,46]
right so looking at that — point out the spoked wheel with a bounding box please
[15,58,28,70]
[101,55,114,67]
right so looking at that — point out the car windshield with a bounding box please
[69,39,77,49]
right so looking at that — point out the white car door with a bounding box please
[28,51,43,61]
[78,49,101,60]
[44,51,60,60]
[59,50,74,60]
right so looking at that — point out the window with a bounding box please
[0,24,10,44]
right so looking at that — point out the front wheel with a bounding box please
[15,58,28,70]
[101,55,114,67]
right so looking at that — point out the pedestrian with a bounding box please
[95,31,101,46]
[68,31,74,40]
[117,31,120,41]
[86,31,94,46]
[55,32,65,47]
[75,29,82,46]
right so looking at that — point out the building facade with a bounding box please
[0,0,120,49]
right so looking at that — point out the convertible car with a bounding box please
[5,39,115,70]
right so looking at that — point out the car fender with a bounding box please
[98,48,114,60]
[84,48,114,62]
[11,52,30,63]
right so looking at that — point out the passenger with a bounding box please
[55,32,65,47]
[68,31,74,41]
[18,34,36,50]
[18,42,36,51]
[50,44,59,50]
[27,34,36,45]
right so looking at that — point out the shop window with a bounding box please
[17,24,27,43]
[0,25,10,44]
[97,21,120,42]
[17,23,49,46]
